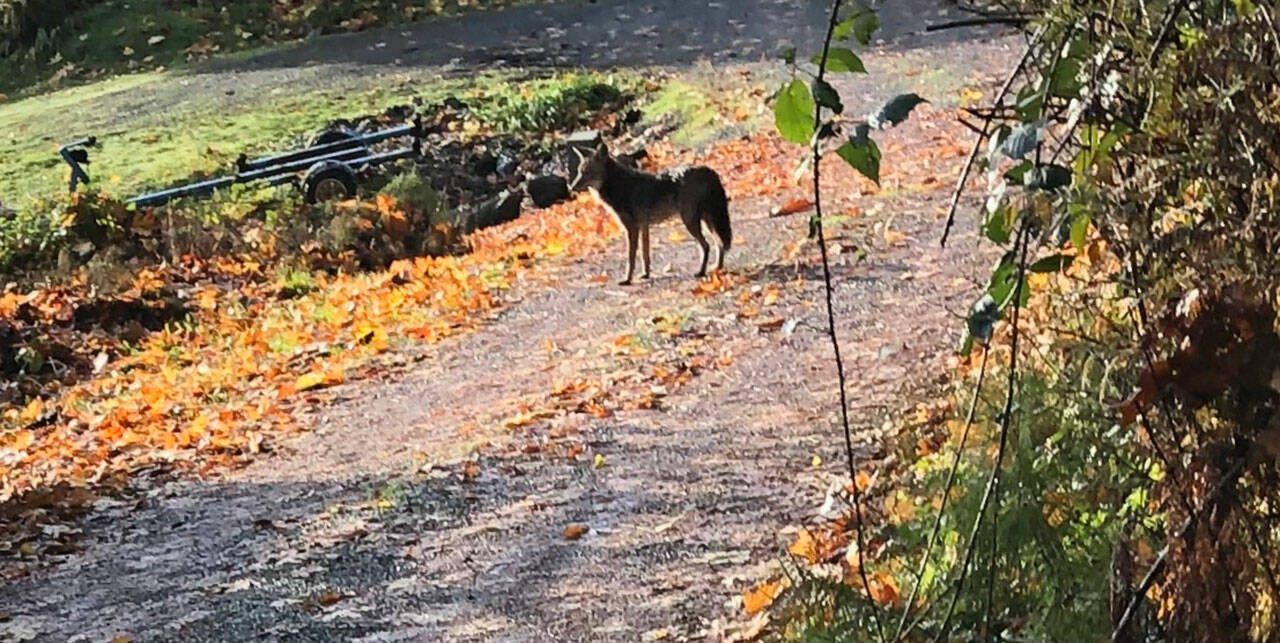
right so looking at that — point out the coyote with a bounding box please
[569,144,732,285]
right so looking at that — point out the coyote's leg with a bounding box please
[683,217,711,278]
[715,233,726,271]
[640,225,652,280]
[620,222,638,286]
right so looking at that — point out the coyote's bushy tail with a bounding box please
[702,172,732,251]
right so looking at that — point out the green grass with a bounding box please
[0,69,633,205]
[0,67,638,276]
[641,75,764,148]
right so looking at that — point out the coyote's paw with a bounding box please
[618,279,633,286]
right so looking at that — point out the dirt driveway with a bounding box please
[1,2,1015,641]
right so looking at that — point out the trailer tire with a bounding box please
[303,161,359,204]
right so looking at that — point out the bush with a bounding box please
[472,74,626,133]
[380,171,450,228]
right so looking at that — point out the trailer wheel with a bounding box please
[303,161,358,204]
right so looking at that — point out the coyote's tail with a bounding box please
[702,171,732,250]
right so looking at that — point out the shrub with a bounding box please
[472,74,627,133]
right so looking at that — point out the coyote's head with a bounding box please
[568,145,608,192]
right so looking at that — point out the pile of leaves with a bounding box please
[0,188,615,544]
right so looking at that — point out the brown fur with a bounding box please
[570,145,731,285]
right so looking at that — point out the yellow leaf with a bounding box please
[867,570,902,607]
[543,237,568,256]
[742,580,784,615]
[958,86,984,106]
[7,429,35,452]
[789,528,818,564]
[593,453,606,469]
[855,470,872,491]
[294,371,343,392]
[19,397,44,423]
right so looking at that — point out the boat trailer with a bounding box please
[59,118,424,208]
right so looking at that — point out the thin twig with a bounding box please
[926,16,1030,31]
[810,0,886,639]
[892,348,991,642]
[933,221,1031,641]
[940,26,1046,248]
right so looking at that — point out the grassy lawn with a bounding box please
[0,69,636,204]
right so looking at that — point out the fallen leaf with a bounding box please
[147,35,166,46]
[884,227,907,244]
[593,453,606,469]
[563,524,588,540]
[789,528,818,564]
[855,470,872,491]
[742,580,785,615]
[756,318,785,333]
[867,570,902,607]
[770,198,815,218]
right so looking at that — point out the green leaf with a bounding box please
[836,132,881,185]
[1029,254,1074,273]
[986,253,1018,307]
[1047,55,1083,99]
[774,79,816,144]
[833,16,856,41]
[852,11,879,46]
[815,48,866,73]
[834,10,879,45]
[812,78,844,115]
[1014,85,1043,121]
[1232,0,1258,16]
[1027,164,1072,191]
[1001,120,1044,160]
[983,205,1013,244]
[1003,160,1033,185]
[871,93,928,129]
[1069,211,1091,249]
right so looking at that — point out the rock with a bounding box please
[471,150,498,176]
[460,190,522,233]
[525,175,570,208]
[495,154,519,177]
[565,129,603,151]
